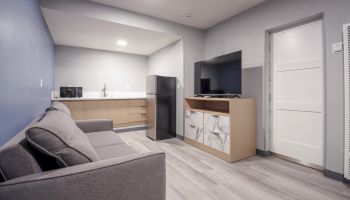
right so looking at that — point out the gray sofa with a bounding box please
[0,102,166,200]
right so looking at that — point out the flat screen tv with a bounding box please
[194,51,242,96]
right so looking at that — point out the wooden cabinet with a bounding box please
[63,101,85,120]
[130,99,146,107]
[115,100,130,124]
[184,97,256,162]
[129,99,146,123]
[84,100,102,119]
[60,99,146,128]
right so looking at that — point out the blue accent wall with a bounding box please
[0,0,54,145]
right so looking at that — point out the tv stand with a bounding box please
[194,95,241,99]
[184,97,256,162]
[230,95,241,99]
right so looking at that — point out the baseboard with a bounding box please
[324,169,345,182]
[176,134,184,140]
[256,149,272,157]
[114,125,146,133]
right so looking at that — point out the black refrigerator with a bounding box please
[146,75,176,140]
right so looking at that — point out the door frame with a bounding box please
[264,13,326,170]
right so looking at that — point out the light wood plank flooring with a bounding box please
[118,130,350,200]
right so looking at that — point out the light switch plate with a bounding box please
[332,42,343,53]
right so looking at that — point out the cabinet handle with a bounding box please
[190,125,196,128]
[212,114,219,118]
[190,111,195,114]
[210,131,220,136]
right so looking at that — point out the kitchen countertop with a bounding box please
[53,96,146,101]
[52,91,146,101]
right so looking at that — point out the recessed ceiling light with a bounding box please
[117,39,128,47]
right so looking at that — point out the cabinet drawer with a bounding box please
[130,99,146,107]
[130,113,146,122]
[185,110,204,143]
[130,107,146,114]
[204,113,230,154]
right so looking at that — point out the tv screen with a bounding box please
[194,51,242,96]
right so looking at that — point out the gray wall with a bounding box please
[204,0,350,174]
[148,40,184,135]
[54,45,147,94]
[242,67,264,150]
[0,0,54,146]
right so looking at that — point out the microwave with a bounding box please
[60,87,83,98]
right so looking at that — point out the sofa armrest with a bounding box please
[0,152,166,200]
[75,119,113,133]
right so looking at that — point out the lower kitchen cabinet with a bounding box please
[60,99,146,128]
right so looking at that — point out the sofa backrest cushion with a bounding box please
[0,145,42,181]
[25,110,99,167]
[48,101,71,116]
[19,139,60,171]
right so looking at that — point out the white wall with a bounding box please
[41,0,204,96]
[42,0,204,135]
[148,40,184,135]
[54,45,147,96]
[204,0,350,175]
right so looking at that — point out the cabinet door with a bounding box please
[185,110,204,143]
[104,100,116,122]
[62,101,85,120]
[99,100,111,119]
[84,101,103,119]
[115,100,130,124]
[204,113,230,154]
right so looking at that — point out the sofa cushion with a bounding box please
[86,131,125,148]
[26,110,99,167]
[0,145,42,181]
[20,140,60,171]
[95,144,138,160]
[48,101,71,116]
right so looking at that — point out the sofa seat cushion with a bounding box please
[86,131,125,148]
[26,111,99,167]
[95,144,138,160]
[0,145,42,181]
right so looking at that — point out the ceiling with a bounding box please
[42,8,180,55]
[89,0,265,29]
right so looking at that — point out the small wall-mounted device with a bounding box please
[60,87,83,98]
[332,42,343,53]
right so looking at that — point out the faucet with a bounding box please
[101,83,107,98]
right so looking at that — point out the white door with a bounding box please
[271,20,324,167]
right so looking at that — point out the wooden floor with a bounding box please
[119,131,350,200]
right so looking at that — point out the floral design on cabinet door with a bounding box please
[204,113,230,154]
[185,110,204,143]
